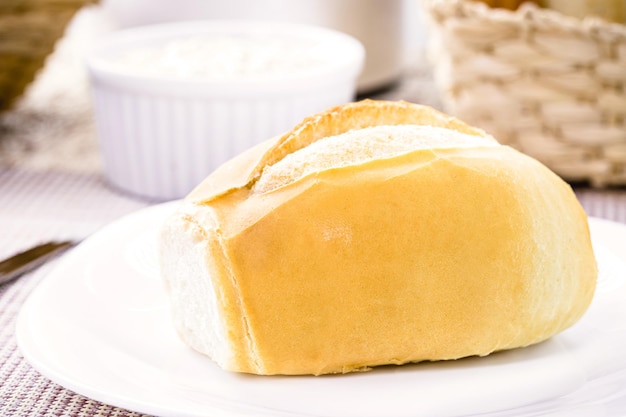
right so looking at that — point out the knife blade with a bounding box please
[0,241,75,285]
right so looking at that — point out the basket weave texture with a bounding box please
[0,0,96,112]
[424,0,626,186]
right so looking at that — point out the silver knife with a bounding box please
[0,241,75,285]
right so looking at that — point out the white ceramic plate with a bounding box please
[16,202,626,417]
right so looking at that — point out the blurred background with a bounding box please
[1,0,625,199]
[0,0,428,178]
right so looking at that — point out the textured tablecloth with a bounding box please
[0,169,150,417]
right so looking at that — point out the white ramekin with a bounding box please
[86,20,364,201]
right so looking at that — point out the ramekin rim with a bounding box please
[85,19,365,94]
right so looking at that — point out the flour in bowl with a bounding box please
[115,34,332,80]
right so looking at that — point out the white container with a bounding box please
[86,20,364,201]
[101,0,407,92]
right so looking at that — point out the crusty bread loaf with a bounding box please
[159,99,597,375]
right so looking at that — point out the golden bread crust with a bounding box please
[164,100,597,375]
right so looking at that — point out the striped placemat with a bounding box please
[0,169,151,417]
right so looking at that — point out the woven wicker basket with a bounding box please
[423,0,626,187]
[0,0,96,112]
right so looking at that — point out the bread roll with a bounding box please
[159,99,597,376]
